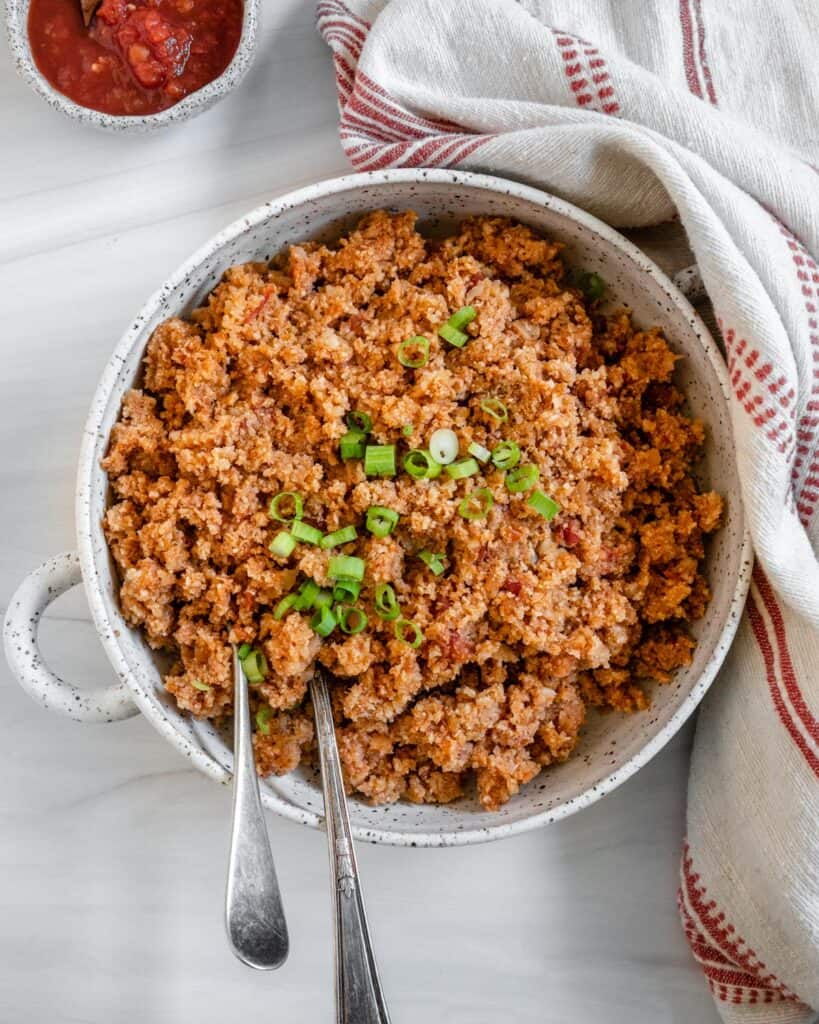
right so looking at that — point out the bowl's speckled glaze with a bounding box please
[4,0,259,131]
[5,170,753,846]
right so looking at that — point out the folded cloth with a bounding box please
[317,0,819,1018]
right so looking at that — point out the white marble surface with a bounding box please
[0,3,721,1021]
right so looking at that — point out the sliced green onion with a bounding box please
[447,306,477,330]
[256,706,272,735]
[395,618,424,648]
[311,605,337,637]
[364,444,396,477]
[320,525,358,549]
[468,441,491,463]
[418,550,447,576]
[269,531,297,558]
[403,449,442,480]
[340,430,366,460]
[577,271,606,301]
[480,396,508,423]
[328,555,366,582]
[492,440,521,470]
[268,491,304,524]
[274,594,299,620]
[527,490,561,521]
[402,423,414,437]
[290,520,323,545]
[429,428,459,465]
[446,458,480,480]
[333,579,361,604]
[346,410,372,433]
[397,336,430,368]
[313,588,333,609]
[293,579,320,611]
[438,323,469,348]
[337,604,369,635]
[505,464,540,493]
[458,488,494,520]
[243,650,268,685]
[366,506,400,538]
[374,583,400,621]
[237,643,252,660]
[191,679,210,692]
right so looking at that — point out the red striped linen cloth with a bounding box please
[317,1,819,1019]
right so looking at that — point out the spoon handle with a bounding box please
[310,668,391,1024]
[225,647,289,970]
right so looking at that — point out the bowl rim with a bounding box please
[76,168,753,846]
[4,0,259,131]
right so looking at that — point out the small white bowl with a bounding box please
[4,0,259,132]
[3,170,752,846]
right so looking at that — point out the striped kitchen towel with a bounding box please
[317,0,819,1019]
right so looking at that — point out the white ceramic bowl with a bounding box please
[3,170,752,846]
[5,0,258,132]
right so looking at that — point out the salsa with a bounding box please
[27,0,244,116]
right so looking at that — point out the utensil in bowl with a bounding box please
[4,0,259,132]
[310,666,391,1024]
[2,169,753,847]
[225,646,289,971]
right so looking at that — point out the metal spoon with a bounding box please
[310,665,391,1024]
[225,646,289,969]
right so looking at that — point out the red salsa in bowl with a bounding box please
[27,0,244,116]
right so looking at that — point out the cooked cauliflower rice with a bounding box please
[103,211,722,810]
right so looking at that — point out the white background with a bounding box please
[0,3,721,1021]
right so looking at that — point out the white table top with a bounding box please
[0,3,720,1021]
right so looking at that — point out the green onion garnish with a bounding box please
[274,594,298,620]
[290,520,323,545]
[468,441,491,463]
[438,323,469,348]
[402,423,414,437]
[403,449,442,480]
[480,397,508,423]
[340,430,366,460]
[527,490,561,520]
[447,306,477,330]
[237,643,252,660]
[191,679,210,692]
[320,525,358,549]
[333,579,361,604]
[446,458,480,480]
[491,440,521,470]
[269,531,297,558]
[293,579,320,611]
[397,336,430,368]
[374,583,400,621]
[346,410,372,433]
[311,605,337,637]
[328,555,366,582]
[430,428,459,465]
[313,589,334,610]
[268,491,304,523]
[366,506,399,538]
[418,550,447,576]
[505,464,540,493]
[337,605,369,635]
[458,488,494,520]
[256,706,272,735]
[243,650,268,685]
[364,444,396,477]
[577,271,606,301]
[395,618,424,648]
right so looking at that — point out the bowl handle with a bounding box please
[3,551,139,723]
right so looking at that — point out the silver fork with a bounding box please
[310,665,391,1024]
[225,646,289,969]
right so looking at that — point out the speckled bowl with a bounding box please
[3,170,752,846]
[4,0,259,132]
